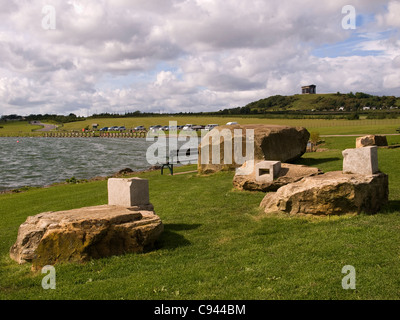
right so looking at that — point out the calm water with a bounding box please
[0,137,161,191]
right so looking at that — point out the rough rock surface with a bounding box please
[198,124,310,174]
[233,162,323,192]
[10,204,163,269]
[356,135,388,148]
[260,171,388,216]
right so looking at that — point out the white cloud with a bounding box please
[0,0,399,116]
[377,1,400,28]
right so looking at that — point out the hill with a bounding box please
[217,92,400,115]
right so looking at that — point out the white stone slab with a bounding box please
[108,178,150,207]
[342,146,378,175]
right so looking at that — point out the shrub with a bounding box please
[347,112,359,120]
[65,177,88,184]
[310,131,320,144]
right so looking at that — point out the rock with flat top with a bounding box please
[260,171,388,216]
[356,135,388,148]
[10,204,163,270]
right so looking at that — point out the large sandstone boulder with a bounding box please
[233,162,322,192]
[260,171,388,216]
[356,135,388,148]
[10,204,163,270]
[198,124,310,174]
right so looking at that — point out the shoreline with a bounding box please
[0,131,203,139]
[0,132,149,139]
[0,165,163,195]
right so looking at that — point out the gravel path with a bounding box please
[30,121,58,131]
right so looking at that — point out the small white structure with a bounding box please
[342,146,378,175]
[255,161,281,183]
[108,178,150,207]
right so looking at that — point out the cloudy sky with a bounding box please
[0,0,399,116]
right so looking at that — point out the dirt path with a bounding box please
[30,121,58,132]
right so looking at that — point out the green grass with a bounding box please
[291,93,337,110]
[0,121,43,136]
[1,136,400,300]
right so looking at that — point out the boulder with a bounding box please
[356,135,388,148]
[260,171,388,216]
[198,124,310,174]
[233,162,322,192]
[10,204,163,270]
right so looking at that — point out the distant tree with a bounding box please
[347,112,359,120]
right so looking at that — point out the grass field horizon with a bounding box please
[1,117,400,137]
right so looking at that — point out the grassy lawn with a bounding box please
[1,136,400,300]
[0,121,43,136]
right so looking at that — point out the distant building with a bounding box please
[301,85,316,94]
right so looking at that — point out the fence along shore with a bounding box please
[0,131,149,138]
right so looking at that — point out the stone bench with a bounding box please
[10,178,163,270]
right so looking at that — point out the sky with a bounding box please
[0,0,399,116]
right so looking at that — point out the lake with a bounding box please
[0,137,187,191]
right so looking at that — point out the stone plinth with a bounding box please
[233,162,322,192]
[255,161,281,183]
[342,146,378,175]
[108,178,149,207]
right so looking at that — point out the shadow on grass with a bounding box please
[156,223,202,250]
[166,223,202,231]
[384,200,400,213]
[295,157,342,166]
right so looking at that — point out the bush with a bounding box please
[366,112,387,119]
[347,112,359,120]
[310,131,320,144]
[65,177,88,184]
